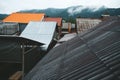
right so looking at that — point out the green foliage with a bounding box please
[103,10,110,15]
[66,17,76,23]
[0,14,8,20]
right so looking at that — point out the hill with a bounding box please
[0,6,120,21]
[20,6,120,20]
[0,14,8,20]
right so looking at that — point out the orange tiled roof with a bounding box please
[44,18,62,27]
[3,13,45,23]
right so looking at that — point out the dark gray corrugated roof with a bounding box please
[24,17,120,80]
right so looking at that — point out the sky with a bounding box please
[0,0,120,14]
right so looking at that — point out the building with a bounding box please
[24,17,120,80]
[3,12,45,33]
[62,22,71,34]
[101,15,119,21]
[101,14,110,21]
[0,21,57,79]
[62,22,76,35]
[76,18,101,33]
[44,18,62,39]
[0,22,19,35]
[71,23,76,32]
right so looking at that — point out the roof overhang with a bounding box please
[0,35,44,46]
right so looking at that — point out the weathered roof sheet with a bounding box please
[24,17,120,80]
[20,21,57,49]
[58,33,77,42]
[44,18,62,26]
[54,33,77,47]
[3,13,45,23]
[76,18,101,33]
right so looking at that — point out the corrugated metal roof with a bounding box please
[44,18,62,27]
[54,33,77,47]
[3,13,45,23]
[76,18,101,33]
[20,21,57,49]
[24,17,120,80]
[58,33,77,42]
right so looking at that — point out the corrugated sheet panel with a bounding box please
[24,17,120,80]
[3,13,45,23]
[55,33,77,47]
[20,21,57,49]
[76,18,101,33]
[44,18,62,27]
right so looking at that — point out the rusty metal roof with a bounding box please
[44,18,62,27]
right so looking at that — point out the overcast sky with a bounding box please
[0,0,120,14]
